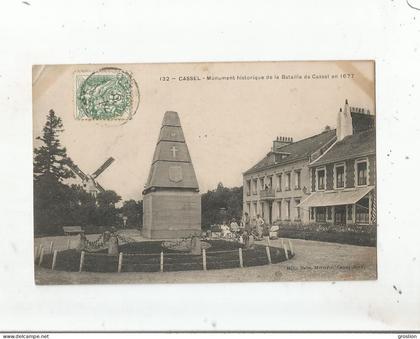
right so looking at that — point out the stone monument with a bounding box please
[142,111,201,239]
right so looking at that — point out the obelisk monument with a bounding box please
[142,111,201,239]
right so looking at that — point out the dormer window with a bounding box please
[274,151,291,163]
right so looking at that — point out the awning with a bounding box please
[298,186,374,208]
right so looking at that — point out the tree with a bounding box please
[66,184,97,227]
[97,190,122,208]
[201,183,243,228]
[33,109,74,182]
[33,109,76,234]
[94,190,122,227]
[33,109,126,234]
[33,177,74,234]
[121,199,143,228]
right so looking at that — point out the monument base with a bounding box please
[142,190,201,239]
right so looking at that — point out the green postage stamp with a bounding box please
[74,67,139,121]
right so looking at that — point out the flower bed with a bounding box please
[38,240,293,273]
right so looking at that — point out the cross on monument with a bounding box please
[170,146,178,158]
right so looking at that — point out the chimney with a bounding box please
[349,105,376,133]
[336,99,353,141]
[272,136,293,152]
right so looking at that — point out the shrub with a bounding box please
[273,221,376,247]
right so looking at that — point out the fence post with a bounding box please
[49,241,54,254]
[67,239,71,250]
[51,250,58,270]
[79,251,85,272]
[160,251,164,272]
[118,252,123,273]
[38,247,44,265]
[266,246,272,264]
[239,248,243,268]
[266,236,270,247]
[284,243,289,260]
[202,248,207,271]
[288,239,294,255]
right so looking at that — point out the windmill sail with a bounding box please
[92,157,115,179]
[94,181,105,193]
[67,162,88,181]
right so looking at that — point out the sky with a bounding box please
[32,61,375,201]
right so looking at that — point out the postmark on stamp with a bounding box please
[74,67,140,121]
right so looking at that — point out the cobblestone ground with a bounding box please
[34,229,376,285]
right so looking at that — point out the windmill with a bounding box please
[68,157,115,197]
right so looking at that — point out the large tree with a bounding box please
[33,109,132,234]
[97,190,122,208]
[93,190,122,227]
[33,109,74,181]
[121,199,143,228]
[201,183,243,228]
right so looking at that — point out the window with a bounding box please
[253,202,257,216]
[316,207,326,222]
[276,174,282,192]
[294,170,301,189]
[347,205,353,221]
[327,207,332,220]
[267,176,273,189]
[246,180,251,195]
[277,201,282,220]
[253,179,258,194]
[247,203,251,214]
[317,168,325,190]
[285,200,290,219]
[356,197,370,224]
[260,177,265,190]
[295,199,301,220]
[335,165,345,188]
[357,161,368,186]
[285,173,291,191]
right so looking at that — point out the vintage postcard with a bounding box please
[32,61,376,285]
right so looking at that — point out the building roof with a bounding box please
[244,129,336,175]
[310,128,375,167]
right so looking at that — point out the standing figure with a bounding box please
[242,212,251,234]
[230,218,239,234]
[221,222,230,238]
[256,214,265,239]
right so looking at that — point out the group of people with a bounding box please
[241,212,270,240]
[216,212,269,242]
